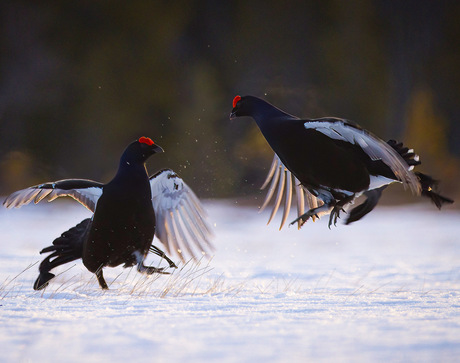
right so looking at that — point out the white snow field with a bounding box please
[0,199,459,362]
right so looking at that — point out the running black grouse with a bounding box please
[4,137,213,290]
[230,95,453,229]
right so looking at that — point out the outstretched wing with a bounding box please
[260,155,324,230]
[304,118,421,194]
[3,179,103,212]
[150,169,213,262]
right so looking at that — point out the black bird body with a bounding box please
[4,137,213,290]
[82,159,156,273]
[230,95,453,228]
[257,118,371,194]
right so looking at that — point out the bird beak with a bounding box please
[229,109,237,120]
[153,144,164,153]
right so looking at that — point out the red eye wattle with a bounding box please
[139,137,154,146]
[233,95,242,108]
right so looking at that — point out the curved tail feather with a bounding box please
[415,172,454,209]
[345,187,386,225]
[346,140,453,224]
[386,139,421,168]
[34,218,90,290]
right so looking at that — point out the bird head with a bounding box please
[230,95,245,119]
[121,137,164,165]
[230,95,269,120]
[230,95,297,122]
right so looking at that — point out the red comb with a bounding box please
[139,137,154,145]
[233,95,242,108]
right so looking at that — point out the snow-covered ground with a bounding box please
[0,199,459,362]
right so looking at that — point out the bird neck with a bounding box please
[249,98,298,125]
[247,100,298,145]
[114,159,149,183]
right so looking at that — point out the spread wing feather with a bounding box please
[304,118,421,194]
[150,169,213,262]
[3,179,103,212]
[260,155,324,230]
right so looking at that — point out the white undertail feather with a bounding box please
[259,155,324,230]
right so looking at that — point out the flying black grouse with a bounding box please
[230,95,453,229]
[4,137,213,290]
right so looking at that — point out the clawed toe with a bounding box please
[327,206,344,229]
[145,266,170,275]
[290,211,319,228]
[137,263,172,275]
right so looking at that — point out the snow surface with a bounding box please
[0,200,459,362]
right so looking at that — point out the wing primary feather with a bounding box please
[47,189,61,202]
[187,189,207,216]
[279,168,293,230]
[160,216,173,255]
[259,158,281,212]
[183,198,213,239]
[182,201,208,241]
[180,204,213,251]
[260,156,278,190]
[28,190,42,205]
[267,161,285,225]
[170,212,194,261]
[177,208,209,259]
[34,189,52,204]
[11,188,28,207]
[182,201,213,249]
[295,182,305,229]
[12,189,37,207]
[165,212,184,262]
[305,188,318,210]
[178,204,209,255]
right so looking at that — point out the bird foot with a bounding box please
[327,195,355,228]
[137,263,171,275]
[290,210,319,228]
[327,205,345,229]
[149,245,178,268]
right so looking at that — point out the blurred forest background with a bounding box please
[1,0,459,203]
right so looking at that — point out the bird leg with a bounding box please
[95,268,108,290]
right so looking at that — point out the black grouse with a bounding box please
[230,95,453,229]
[4,137,213,290]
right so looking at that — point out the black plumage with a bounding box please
[230,95,453,228]
[4,137,213,290]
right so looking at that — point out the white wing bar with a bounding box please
[304,119,421,194]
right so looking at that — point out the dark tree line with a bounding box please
[1,0,459,199]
